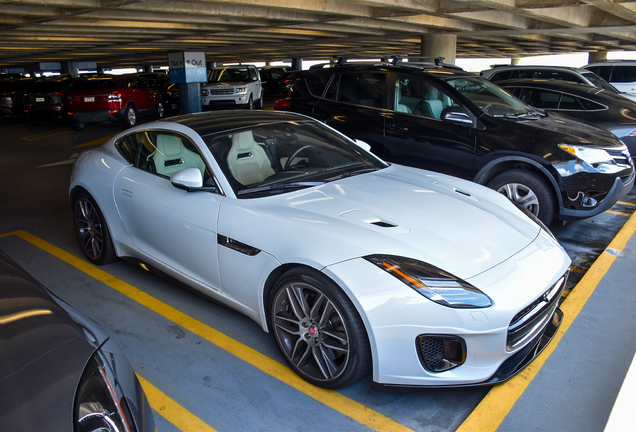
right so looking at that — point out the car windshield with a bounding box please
[204,121,387,198]
[581,71,620,93]
[444,76,535,117]
[209,68,251,83]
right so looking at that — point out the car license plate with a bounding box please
[36,97,45,102]
[84,96,95,103]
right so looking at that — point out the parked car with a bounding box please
[481,65,625,95]
[23,75,75,124]
[0,249,155,432]
[496,78,636,157]
[201,65,263,110]
[583,61,636,95]
[258,65,291,95]
[139,75,180,115]
[70,110,571,389]
[67,74,164,130]
[274,62,635,226]
[0,78,35,119]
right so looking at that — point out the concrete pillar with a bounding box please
[144,65,154,73]
[291,58,303,70]
[62,61,79,77]
[421,34,457,64]
[179,83,202,114]
[511,57,521,65]
[589,51,608,64]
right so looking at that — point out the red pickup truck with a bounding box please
[67,75,164,130]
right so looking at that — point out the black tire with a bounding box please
[487,169,556,226]
[72,192,117,265]
[154,98,165,119]
[256,94,263,109]
[269,268,371,389]
[122,104,137,128]
[70,119,85,131]
[246,95,254,110]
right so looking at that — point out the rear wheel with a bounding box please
[70,119,85,131]
[122,104,137,128]
[72,192,117,265]
[487,169,556,226]
[269,268,371,389]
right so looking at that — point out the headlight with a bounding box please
[558,144,614,165]
[235,87,247,95]
[201,89,209,96]
[364,255,492,308]
[75,353,134,432]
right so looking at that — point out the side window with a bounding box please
[116,132,209,181]
[490,71,512,81]
[516,88,559,108]
[557,72,584,84]
[579,98,607,111]
[324,75,339,100]
[305,74,332,98]
[336,73,386,108]
[610,66,636,82]
[395,75,457,119]
[587,65,612,81]
[558,94,584,110]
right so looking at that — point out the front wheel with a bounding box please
[122,104,137,128]
[154,99,165,119]
[269,268,371,389]
[246,95,254,110]
[72,192,117,265]
[487,169,556,226]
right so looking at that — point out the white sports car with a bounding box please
[70,111,571,389]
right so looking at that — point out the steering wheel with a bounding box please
[284,145,315,171]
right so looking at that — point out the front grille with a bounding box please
[608,148,633,167]
[420,337,445,369]
[506,272,568,351]
[206,88,234,95]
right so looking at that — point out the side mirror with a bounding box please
[171,168,203,190]
[353,139,372,152]
[441,107,474,127]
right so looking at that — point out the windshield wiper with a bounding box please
[238,181,325,196]
[325,167,382,182]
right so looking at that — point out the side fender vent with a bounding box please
[371,221,397,228]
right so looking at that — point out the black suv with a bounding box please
[275,62,635,225]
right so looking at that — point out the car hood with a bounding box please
[218,165,541,280]
[499,111,624,149]
[203,81,252,88]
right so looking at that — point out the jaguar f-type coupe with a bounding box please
[69,111,570,389]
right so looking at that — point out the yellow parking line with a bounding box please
[20,128,68,141]
[2,230,414,432]
[606,210,632,216]
[137,374,217,432]
[457,211,636,432]
[617,201,636,206]
[74,134,115,148]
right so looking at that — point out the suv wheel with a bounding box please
[122,104,137,128]
[247,95,254,110]
[71,119,85,131]
[154,99,164,119]
[487,169,556,226]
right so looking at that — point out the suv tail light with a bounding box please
[274,99,290,110]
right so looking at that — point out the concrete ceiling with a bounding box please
[3,0,636,69]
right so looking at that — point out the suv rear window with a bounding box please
[71,79,122,90]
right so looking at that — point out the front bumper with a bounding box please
[559,170,635,220]
[71,109,124,123]
[322,229,571,387]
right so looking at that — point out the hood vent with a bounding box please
[371,221,397,228]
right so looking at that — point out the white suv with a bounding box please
[201,65,263,109]
[583,61,636,95]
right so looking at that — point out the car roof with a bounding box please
[160,110,317,137]
[495,78,614,98]
[296,62,472,78]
